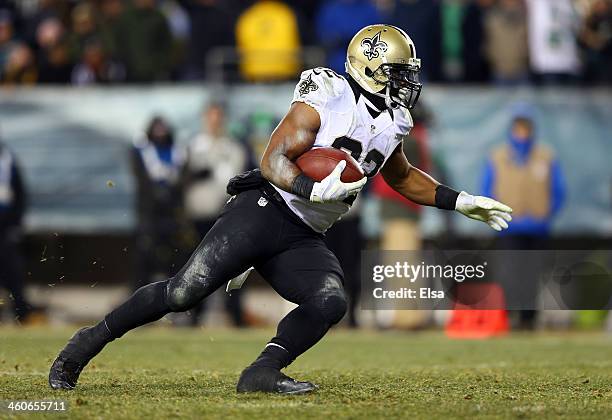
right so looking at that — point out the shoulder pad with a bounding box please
[292,67,348,111]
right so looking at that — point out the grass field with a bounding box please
[1,327,611,419]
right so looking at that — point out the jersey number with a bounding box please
[331,136,384,178]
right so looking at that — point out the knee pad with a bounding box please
[165,275,203,312]
[165,253,223,312]
[308,274,348,325]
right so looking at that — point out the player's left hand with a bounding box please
[455,191,513,232]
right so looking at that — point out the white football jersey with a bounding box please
[273,67,414,232]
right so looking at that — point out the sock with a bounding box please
[64,322,113,364]
[251,303,330,370]
[104,280,171,338]
[251,343,292,370]
[62,280,171,363]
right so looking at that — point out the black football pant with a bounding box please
[188,218,244,327]
[324,218,362,328]
[100,189,347,368]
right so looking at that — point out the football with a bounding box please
[296,147,364,182]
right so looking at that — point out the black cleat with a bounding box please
[48,356,85,390]
[48,326,110,390]
[236,366,316,395]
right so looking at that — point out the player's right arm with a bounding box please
[261,101,366,203]
[262,69,367,202]
[260,102,320,193]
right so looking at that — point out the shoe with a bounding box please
[48,326,108,390]
[236,366,316,395]
[48,355,85,390]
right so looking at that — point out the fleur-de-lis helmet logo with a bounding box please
[361,31,388,61]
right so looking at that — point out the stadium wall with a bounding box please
[1,85,611,236]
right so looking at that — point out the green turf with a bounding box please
[0,327,611,419]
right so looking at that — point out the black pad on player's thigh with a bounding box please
[166,219,263,311]
[165,190,286,312]
[257,245,347,324]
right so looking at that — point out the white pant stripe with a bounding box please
[265,342,288,353]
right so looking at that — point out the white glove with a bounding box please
[455,191,513,232]
[310,161,367,203]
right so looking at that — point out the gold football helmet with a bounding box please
[346,24,422,109]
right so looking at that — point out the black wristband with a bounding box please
[435,184,460,210]
[291,173,315,199]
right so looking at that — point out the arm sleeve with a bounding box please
[549,159,566,215]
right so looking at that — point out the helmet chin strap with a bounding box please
[370,86,400,110]
[385,85,400,110]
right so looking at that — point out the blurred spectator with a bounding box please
[525,0,581,84]
[482,104,566,328]
[176,0,237,80]
[71,37,125,85]
[35,17,72,83]
[99,0,126,59]
[315,0,381,74]
[0,10,16,71]
[35,16,63,51]
[0,0,609,86]
[372,106,432,250]
[482,104,566,237]
[235,109,279,167]
[371,105,432,328]
[22,0,67,46]
[1,0,612,86]
[462,0,492,83]
[132,116,188,289]
[236,0,301,81]
[0,0,17,16]
[161,0,190,41]
[67,2,100,63]
[288,0,322,23]
[0,3,21,47]
[1,42,37,84]
[286,0,321,45]
[579,0,612,84]
[183,103,247,235]
[441,0,466,81]
[387,0,443,82]
[117,0,173,81]
[182,103,248,326]
[0,139,32,323]
[159,0,190,78]
[484,0,529,85]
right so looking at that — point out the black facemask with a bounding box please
[370,63,422,109]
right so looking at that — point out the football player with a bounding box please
[49,25,512,394]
